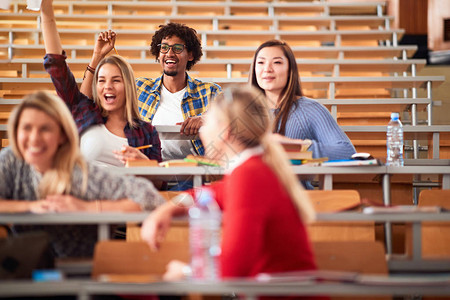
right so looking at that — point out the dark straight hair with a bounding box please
[248,40,303,135]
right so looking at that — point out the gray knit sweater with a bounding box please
[0,147,164,257]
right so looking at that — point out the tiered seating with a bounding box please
[0,0,447,161]
[0,1,448,292]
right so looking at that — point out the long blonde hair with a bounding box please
[8,91,88,198]
[213,86,315,223]
[92,55,140,128]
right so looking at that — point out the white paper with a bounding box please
[26,0,42,11]
[0,0,12,10]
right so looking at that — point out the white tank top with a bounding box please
[152,85,195,160]
[80,124,128,167]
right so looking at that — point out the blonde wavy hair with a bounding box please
[212,86,315,223]
[8,91,88,198]
[92,55,140,128]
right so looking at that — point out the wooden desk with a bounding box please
[1,211,448,272]
[0,212,149,241]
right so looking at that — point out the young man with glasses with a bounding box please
[81,23,221,161]
[137,22,222,160]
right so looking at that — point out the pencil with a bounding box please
[113,47,119,55]
[136,144,152,150]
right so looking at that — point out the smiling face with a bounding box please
[17,108,66,173]
[96,63,126,115]
[254,46,289,101]
[159,35,194,77]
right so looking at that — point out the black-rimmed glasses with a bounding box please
[158,43,185,54]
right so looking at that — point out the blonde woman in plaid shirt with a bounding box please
[41,0,162,167]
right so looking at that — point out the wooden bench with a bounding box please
[92,227,189,281]
[413,189,450,258]
[0,75,442,93]
[0,12,393,31]
[313,241,389,300]
[0,27,405,47]
[204,45,418,59]
[313,240,387,273]
[306,190,375,242]
[0,58,425,79]
[0,44,418,61]
[4,1,387,18]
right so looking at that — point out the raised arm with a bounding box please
[41,0,82,109]
[40,0,62,55]
[80,30,117,98]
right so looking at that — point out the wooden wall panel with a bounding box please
[399,0,428,35]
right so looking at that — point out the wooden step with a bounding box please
[5,1,386,18]
[0,28,405,48]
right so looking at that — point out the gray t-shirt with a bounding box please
[0,147,164,257]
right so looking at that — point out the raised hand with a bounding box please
[80,30,117,97]
[93,30,117,60]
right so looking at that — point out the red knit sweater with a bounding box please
[208,155,317,278]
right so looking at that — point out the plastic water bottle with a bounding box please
[386,112,404,166]
[188,188,222,280]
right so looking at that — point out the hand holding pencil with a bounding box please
[94,30,117,60]
[113,144,151,165]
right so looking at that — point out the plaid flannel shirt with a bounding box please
[43,53,162,162]
[136,74,222,156]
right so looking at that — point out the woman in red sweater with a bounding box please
[141,86,320,288]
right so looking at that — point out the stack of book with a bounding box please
[183,154,221,167]
[126,155,222,168]
[160,155,221,167]
[125,159,159,167]
[159,159,198,167]
[280,141,316,165]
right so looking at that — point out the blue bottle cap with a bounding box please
[390,112,399,121]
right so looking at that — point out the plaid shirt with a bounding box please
[136,74,221,155]
[43,53,162,162]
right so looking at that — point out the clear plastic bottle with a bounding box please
[386,112,404,166]
[188,188,222,280]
